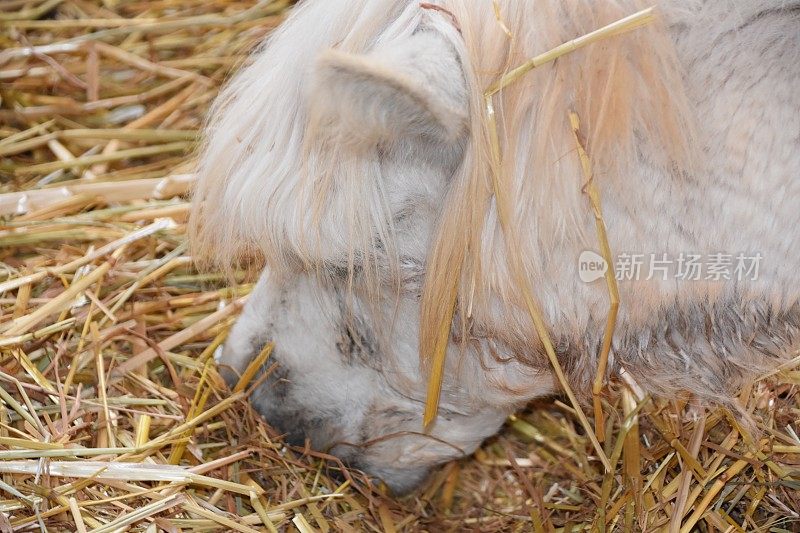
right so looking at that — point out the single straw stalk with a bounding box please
[485,7,656,96]
[569,111,621,444]
[0,174,194,217]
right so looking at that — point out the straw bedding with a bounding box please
[0,0,798,531]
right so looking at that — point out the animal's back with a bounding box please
[563,2,800,398]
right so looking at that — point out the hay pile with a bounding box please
[1,0,798,531]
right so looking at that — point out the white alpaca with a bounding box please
[191,0,800,492]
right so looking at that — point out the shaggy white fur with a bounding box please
[191,0,800,492]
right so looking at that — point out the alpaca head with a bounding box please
[194,0,695,492]
[219,273,555,494]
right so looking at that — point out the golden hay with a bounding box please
[0,1,798,531]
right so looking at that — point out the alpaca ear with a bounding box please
[311,32,468,143]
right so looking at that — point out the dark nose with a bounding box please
[250,375,340,450]
[263,409,311,446]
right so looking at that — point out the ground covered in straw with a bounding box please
[1,1,799,531]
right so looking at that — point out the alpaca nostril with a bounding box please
[262,409,309,447]
[258,401,340,451]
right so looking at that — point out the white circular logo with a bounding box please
[578,250,608,283]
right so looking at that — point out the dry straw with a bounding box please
[1,1,798,531]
